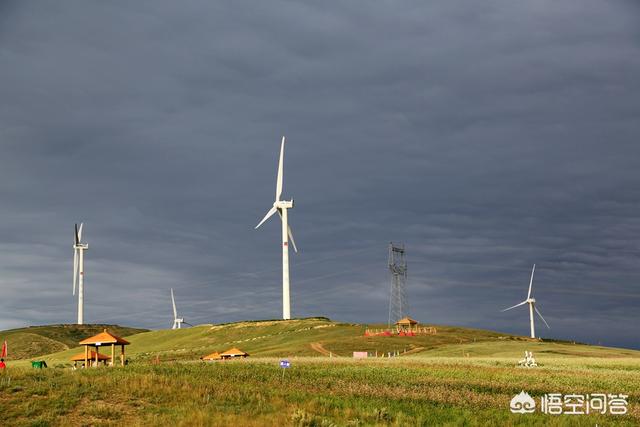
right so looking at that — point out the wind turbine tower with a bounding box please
[171,288,184,329]
[72,223,89,325]
[501,264,551,338]
[255,136,298,320]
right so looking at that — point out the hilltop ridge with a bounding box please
[9,318,637,365]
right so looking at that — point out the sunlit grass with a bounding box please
[1,356,638,426]
[4,319,638,425]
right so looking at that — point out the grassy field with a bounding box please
[1,319,638,425]
[0,357,638,426]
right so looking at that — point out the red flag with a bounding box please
[1,340,7,358]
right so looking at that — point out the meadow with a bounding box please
[2,319,638,426]
[1,356,638,426]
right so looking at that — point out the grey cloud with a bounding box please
[0,1,638,348]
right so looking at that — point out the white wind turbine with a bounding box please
[171,288,185,329]
[72,223,89,325]
[501,264,550,338]
[255,136,298,320]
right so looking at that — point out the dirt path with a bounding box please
[402,346,425,355]
[310,342,333,356]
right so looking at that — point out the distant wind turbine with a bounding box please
[255,136,298,320]
[171,288,185,329]
[72,223,89,325]
[501,264,550,338]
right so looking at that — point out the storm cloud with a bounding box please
[0,1,639,348]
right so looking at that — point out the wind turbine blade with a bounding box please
[277,210,298,253]
[171,288,177,318]
[78,223,84,242]
[287,225,298,253]
[255,206,278,229]
[74,224,79,245]
[535,306,550,329]
[275,136,285,201]
[501,301,527,312]
[527,264,535,299]
[73,250,78,295]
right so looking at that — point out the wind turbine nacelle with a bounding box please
[74,243,89,250]
[274,199,294,209]
[527,298,536,304]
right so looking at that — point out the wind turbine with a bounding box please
[72,223,89,325]
[255,136,298,320]
[501,264,550,338]
[171,288,185,329]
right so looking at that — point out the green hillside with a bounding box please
[3,318,640,426]
[0,324,148,360]
[24,317,640,366]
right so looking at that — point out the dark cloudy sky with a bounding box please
[1,1,639,349]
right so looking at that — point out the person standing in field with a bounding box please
[0,358,6,369]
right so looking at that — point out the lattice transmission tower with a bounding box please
[388,242,408,327]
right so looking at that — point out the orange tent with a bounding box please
[201,351,222,361]
[220,347,249,359]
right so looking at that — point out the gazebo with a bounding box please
[71,351,110,368]
[395,316,419,332]
[78,329,130,367]
[201,351,221,361]
[219,347,249,360]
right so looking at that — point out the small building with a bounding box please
[395,316,419,333]
[201,351,222,361]
[78,329,130,367]
[219,347,249,360]
[71,351,110,368]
